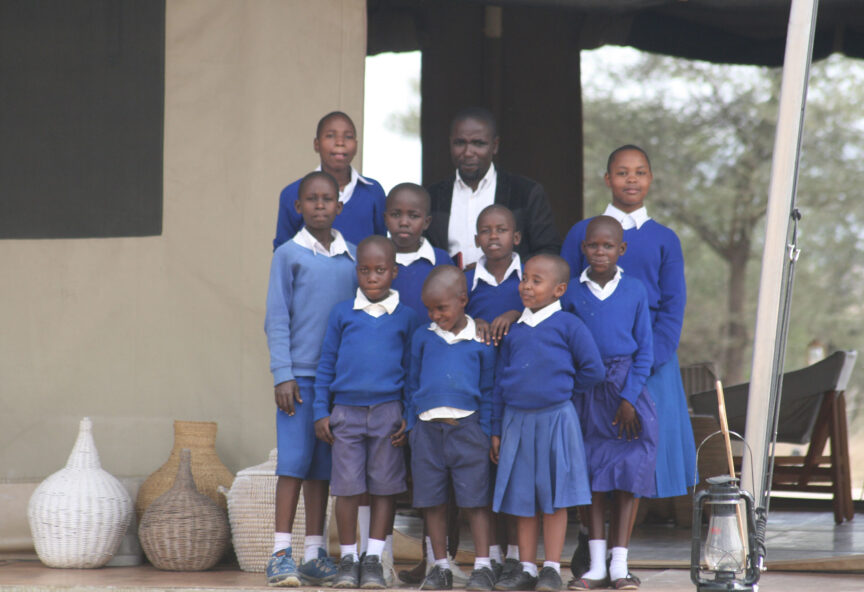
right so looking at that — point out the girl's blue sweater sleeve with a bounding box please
[620,284,654,405]
[652,231,686,369]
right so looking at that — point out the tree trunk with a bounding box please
[723,246,750,383]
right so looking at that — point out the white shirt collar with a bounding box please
[455,162,497,194]
[394,237,437,267]
[472,253,522,291]
[315,165,372,205]
[293,227,354,259]
[603,204,651,230]
[517,300,561,327]
[428,316,479,344]
[579,266,623,301]
[353,288,400,317]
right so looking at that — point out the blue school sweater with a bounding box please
[313,301,420,421]
[392,248,454,318]
[405,327,497,435]
[264,240,358,385]
[561,275,654,405]
[273,174,387,250]
[492,310,604,435]
[561,218,685,369]
[465,269,523,323]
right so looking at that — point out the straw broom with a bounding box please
[715,379,748,551]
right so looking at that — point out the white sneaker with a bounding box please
[448,557,470,585]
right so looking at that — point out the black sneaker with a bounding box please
[494,564,538,591]
[501,558,521,580]
[535,567,563,592]
[333,555,360,588]
[466,566,496,591]
[491,559,504,582]
[360,554,387,589]
[420,565,454,590]
[569,531,590,578]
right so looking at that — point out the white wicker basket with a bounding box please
[27,417,133,568]
[220,449,332,571]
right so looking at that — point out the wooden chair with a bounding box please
[690,350,857,523]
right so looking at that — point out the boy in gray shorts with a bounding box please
[314,236,421,589]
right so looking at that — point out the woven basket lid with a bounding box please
[234,448,277,478]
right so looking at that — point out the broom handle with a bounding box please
[715,379,748,548]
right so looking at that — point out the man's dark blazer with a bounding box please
[425,170,562,261]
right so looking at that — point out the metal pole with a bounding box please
[741,0,819,506]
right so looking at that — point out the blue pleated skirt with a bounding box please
[644,354,697,497]
[493,400,592,517]
[580,357,658,497]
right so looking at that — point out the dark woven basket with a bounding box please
[138,448,230,571]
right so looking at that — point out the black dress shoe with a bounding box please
[535,567,563,592]
[466,566,496,591]
[420,565,454,590]
[493,564,538,591]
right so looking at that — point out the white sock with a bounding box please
[426,536,435,568]
[367,538,386,558]
[489,545,503,563]
[507,545,520,560]
[474,557,492,570]
[521,561,538,577]
[385,534,393,557]
[581,539,607,580]
[304,535,325,561]
[340,543,359,561]
[543,561,560,574]
[358,505,371,555]
[609,547,629,581]
[273,532,292,554]
[435,557,449,569]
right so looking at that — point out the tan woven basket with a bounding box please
[139,448,230,571]
[135,420,234,520]
[27,417,133,568]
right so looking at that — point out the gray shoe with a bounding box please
[500,558,521,580]
[333,555,360,589]
[420,564,454,590]
[466,566,496,591]
[535,567,563,592]
[360,554,387,589]
[493,564,537,591]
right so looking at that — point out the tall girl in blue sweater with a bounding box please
[274,111,387,250]
[491,255,604,592]
[264,171,358,587]
[561,147,696,567]
[562,217,658,591]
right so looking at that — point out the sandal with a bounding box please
[567,576,608,591]
[611,574,640,590]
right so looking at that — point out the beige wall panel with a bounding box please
[0,0,367,483]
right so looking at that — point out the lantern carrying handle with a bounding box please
[693,429,756,493]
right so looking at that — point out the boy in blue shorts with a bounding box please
[264,171,358,587]
[387,183,455,317]
[313,235,420,589]
[406,266,497,591]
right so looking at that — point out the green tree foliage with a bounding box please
[582,50,864,421]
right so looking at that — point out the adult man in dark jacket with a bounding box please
[425,108,561,267]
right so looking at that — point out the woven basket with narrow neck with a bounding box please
[138,448,230,571]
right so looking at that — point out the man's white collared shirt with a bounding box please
[293,227,354,259]
[579,266,623,301]
[603,204,651,230]
[353,289,400,318]
[517,300,562,327]
[395,237,437,267]
[448,163,497,266]
[472,253,522,291]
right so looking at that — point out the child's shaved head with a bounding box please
[298,170,339,197]
[585,215,624,242]
[386,183,431,215]
[529,254,571,285]
[476,204,516,231]
[422,264,467,299]
[357,235,396,263]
